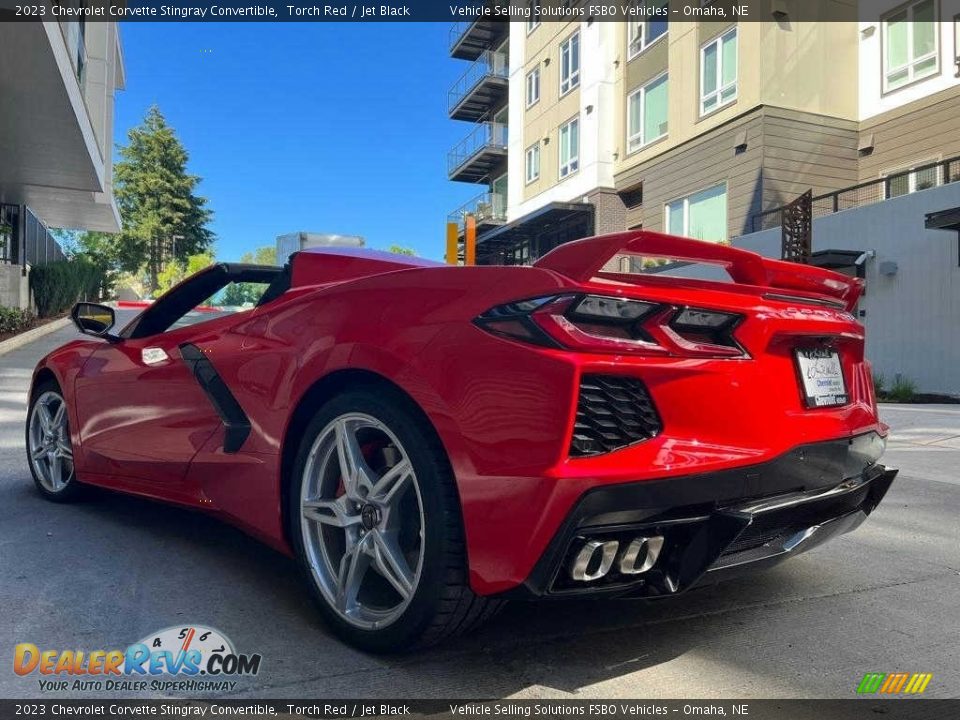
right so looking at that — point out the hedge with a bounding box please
[30,258,106,318]
[0,306,36,335]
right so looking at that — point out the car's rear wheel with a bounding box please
[26,381,82,502]
[289,386,501,652]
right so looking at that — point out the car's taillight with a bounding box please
[475,294,746,358]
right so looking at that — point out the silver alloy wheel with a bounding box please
[28,390,75,492]
[299,413,425,630]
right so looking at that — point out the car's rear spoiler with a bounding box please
[533,230,864,311]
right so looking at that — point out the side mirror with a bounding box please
[71,303,118,340]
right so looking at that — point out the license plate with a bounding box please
[795,348,848,408]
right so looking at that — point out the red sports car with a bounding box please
[27,231,896,651]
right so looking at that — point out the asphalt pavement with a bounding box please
[0,316,957,699]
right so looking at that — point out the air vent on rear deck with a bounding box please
[570,375,662,457]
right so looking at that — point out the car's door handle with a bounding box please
[141,347,170,365]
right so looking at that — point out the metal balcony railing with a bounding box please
[448,49,509,117]
[448,2,509,56]
[449,20,478,51]
[751,156,960,233]
[447,121,508,179]
[448,191,507,228]
[0,204,66,267]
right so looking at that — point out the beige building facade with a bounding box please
[447,1,960,265]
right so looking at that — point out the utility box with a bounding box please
[276,232,365,264]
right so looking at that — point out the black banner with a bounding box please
[1,0,894,23]
[1,700,956,720]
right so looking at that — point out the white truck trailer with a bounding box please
[276,232,365,264]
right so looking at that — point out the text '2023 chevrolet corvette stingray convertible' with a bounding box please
[27,231,896,651]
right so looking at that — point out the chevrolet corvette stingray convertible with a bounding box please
[27,231,896,651]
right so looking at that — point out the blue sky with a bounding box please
[115,23,478,261]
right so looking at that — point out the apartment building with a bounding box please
[447,18,510,262]
[0,15,124,307]
[446,0,960,268]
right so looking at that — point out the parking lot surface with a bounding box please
[1,317,958,699]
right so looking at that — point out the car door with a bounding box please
[73,318,233,491]
[71,264,279,492]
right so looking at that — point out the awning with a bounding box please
[477,201,595,249]
[0,23,121,231]
[809,249,863,269]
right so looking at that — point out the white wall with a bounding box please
[0,265,31,311]
[507,22,527,218]
[858,1,960,120]
[507,21,619,222]
[681,183,960,396]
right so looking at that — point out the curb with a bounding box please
[0,317,72,357]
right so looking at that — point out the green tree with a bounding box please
[244,245,277,266]
[214,245,278,307]
[156,252,214,294]
[54,229,117,300]
[114,106,214,291]
[386,244,416,256]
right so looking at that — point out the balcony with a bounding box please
[449,191,507,236]
[448,122,508,183]
[449,15,509,61]
[448,50,508,121]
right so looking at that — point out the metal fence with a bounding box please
[447,120,508,176]
[447,49,509,114]
[751,156,960,233]
[0,203,67,267]
[0,204,17,264]
[447,190,507,227]
[448,1,509,51]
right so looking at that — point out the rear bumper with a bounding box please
[506,432,896,598]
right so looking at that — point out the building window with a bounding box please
[700,27,738,115]
[665,184,727,242]
[560,31,581,96]
[558,116,580,179]
[527,0,540,32]
[526,67,540,108]
[627,1,669,59]
[627,73,668,153]
[955,15,960,73]
[882,0,938,91]
[883,158,943,198]
[525,143,541,184]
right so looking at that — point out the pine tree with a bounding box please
[113,106,214,291]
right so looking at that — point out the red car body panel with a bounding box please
[31,232,889,596]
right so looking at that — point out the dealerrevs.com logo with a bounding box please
[14,625,262,693]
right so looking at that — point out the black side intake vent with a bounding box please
[570,375,662,457]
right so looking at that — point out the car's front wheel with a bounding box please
[289,386,500,652]
[26,381,82,502]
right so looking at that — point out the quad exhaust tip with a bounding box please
[569,535,665,582]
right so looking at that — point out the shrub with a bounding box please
[873,372,885,399]
[0,306,36,335]
[888,374,917,403]
[29,258,106,317]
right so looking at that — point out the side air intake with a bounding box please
[570,375,662,457]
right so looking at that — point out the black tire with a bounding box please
[26,378,84,503]
[287,385,502,652]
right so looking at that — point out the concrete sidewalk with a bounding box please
[881,404,960,485]
[0,323,957,700]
